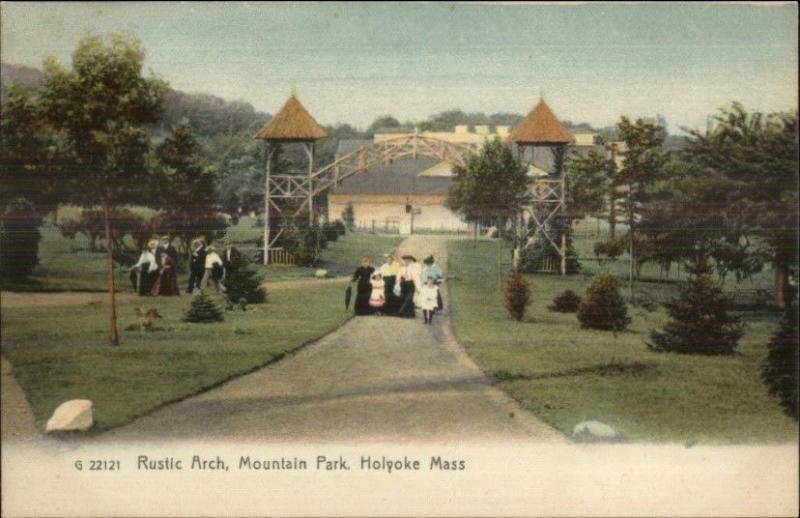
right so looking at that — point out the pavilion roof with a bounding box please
[508,99,574,145]
[255,95,328,141]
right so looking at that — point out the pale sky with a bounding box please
[1,2,797,133]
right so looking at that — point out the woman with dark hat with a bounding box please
[397,255,419,318]
[351,257,375,315]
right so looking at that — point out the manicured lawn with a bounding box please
[2,210,405,291]
[0,284,350,431]
[447,239,798,443]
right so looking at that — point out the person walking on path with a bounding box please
[422,255,445,311]
[201,245,226,294]
[379,253,400,314]
[187,238,207,294]
[397,255,419,318]
[369,273,386,314]
[419,277,439,325]
[351,257,375,316]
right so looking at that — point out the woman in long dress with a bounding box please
[351,257,375,315]
[397,255,418,318]
[151,254,180,296]
[379,253,400,314]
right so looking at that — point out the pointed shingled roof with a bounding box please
[255,95,328,141]
[509,99,574,145]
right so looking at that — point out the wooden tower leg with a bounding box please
[306,142,315,226]
[263,144,274,265]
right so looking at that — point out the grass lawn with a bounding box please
[2,211,405,291]
[0,283,351,431]
[447,239,798,443]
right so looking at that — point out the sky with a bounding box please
[1,2,797,133]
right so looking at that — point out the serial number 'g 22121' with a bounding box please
[89,459,121,470]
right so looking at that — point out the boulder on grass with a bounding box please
[46,399,93,433]
[314,269,328,279]
[572,420,619,442]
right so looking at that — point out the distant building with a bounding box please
[327,102,603,234]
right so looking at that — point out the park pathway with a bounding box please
[104,235,564,443]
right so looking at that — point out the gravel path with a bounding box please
[1,357,40,442]
[103,235,564,443]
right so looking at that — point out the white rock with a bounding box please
[45,399,93,433]
[314,269,328,278]
[573,420,618,441]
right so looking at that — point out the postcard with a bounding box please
[1,2,798,516]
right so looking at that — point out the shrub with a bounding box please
[225,256,266,304]
[0,199,42,281]
[182,292,224,323]
[332,219,346,236]
[322,222,340,242]
[505,270,531,321]
[549,289,581,313]
[761,304,799,420]
[648,257,742,355]
[577,273,631,331]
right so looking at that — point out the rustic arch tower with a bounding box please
[508,99,574,275]
[255,95,327,264]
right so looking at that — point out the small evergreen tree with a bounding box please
[182,292,224,323]
[225,256,266,304]
[648,257,742,354]
[549,289,581,313]
[761,303,799,420]
[577,273,631,331]
[505,270,531,322]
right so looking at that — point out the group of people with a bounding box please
[130,236,241,297]
[351,253,444,324]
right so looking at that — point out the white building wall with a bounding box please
[329,200,470,234]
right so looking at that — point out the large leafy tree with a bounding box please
[615,117,668,296]
[641,104,798,307]
[446,138,531,246]
[42,34,167,345]
[154,123,226,253]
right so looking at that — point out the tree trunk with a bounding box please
[774,267,786,309]
[473,221,478,245]
[103,203,120,346]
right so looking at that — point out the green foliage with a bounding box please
[224,256,266,304]
[447,138,531,223]
[42,34,167,209]
[549,289,581,313]
[154,123,227,247]
[182,292,224,323]
[341,203,355,231]
[648,258,743,355]
[641,104,798,303]
[593,235,628,260]
[564,149,615,220]
[322,221,343,242]
[59,208,153,264]
[0,199,42,281]
[504,270,531,321]
[761,304,799,420]
[577,273,631,331]
[0,83,63,216]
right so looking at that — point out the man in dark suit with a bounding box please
[187,238,207,294]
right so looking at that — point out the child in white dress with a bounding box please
[419,277,439,325]
[369,273,386,314]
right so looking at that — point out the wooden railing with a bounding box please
[268,247,296,266]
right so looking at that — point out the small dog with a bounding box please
[135,308,162,334]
